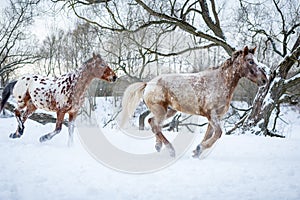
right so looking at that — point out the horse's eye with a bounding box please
[249,60,254,65]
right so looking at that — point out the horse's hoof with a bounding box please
[17,126,24,135]
[67,139,74,147]
[192,145,202,158]
[169,150,176,158]
[39,135,50,143]
[155,142,162,152]
[9,132,21,139]
[166,143,176,158]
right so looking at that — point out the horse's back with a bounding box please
[13,75,56,110]
[143,73,205,114]
[143,71,226,116]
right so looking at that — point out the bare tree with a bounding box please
[52,0,233,54]
[99,28,164,81]
[0,0,41,86]
[51,0,300,136]
[227,0,300,136]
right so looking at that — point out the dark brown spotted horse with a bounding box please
[0,53,117,145]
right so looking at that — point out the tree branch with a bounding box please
[278,45,300,78]
[283,73,300,90]
[133,0,234,55]
[198,0,224,39]
[51,0,112,5]
[131,40,218,57]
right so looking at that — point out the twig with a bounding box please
[230,103,252,112]
[102,109,122,128]
[180,122,208,127]
[266,129,285,138]
[225,114,248,135]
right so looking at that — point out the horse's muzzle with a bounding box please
[257,77,268,87]
[111,75,118,82]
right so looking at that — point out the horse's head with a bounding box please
[88,53,117,82]
[233,46,268,87]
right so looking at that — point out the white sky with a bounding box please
[0,0,76,42]
[31,1,77,42]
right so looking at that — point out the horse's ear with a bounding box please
[93,53,96,59]
[243,46,249,57]
[249,46,257,54]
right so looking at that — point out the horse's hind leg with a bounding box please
[10,108,24,138]
[148,104,175,157]
[39,111,65,142]
[166,108,177,118]
[151,108,177,152]
[10,101,38,139]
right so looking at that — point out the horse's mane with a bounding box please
[215,50,243,71]
[83,54,102,65]
[73,54,102,73]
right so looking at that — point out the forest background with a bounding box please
[0,0,299,136]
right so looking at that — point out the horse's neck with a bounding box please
[73,67,94,100]
[220,63,242,94]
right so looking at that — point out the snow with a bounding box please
[262,75,292,109]
[285,73,300,84]
[1,99,300,200]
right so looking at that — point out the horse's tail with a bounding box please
[119,82,147,127]
[0,80,17,113]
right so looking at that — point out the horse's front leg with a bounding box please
[39,111,65,143]
[201,118,222,149]
[192,124,213,158]
[67,112,77,146]
[193,116,222,159]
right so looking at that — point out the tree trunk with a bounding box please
[0,100,68,127]
[139,110,150,130]
[244,46,300,135]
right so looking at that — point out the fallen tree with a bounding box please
[0,99,68,127]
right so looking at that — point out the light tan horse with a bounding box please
[120,46,268,158]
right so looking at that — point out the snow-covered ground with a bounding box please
[0,99,300,200]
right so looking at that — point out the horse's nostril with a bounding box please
[113,75,117,82]
[262,79,267,84]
